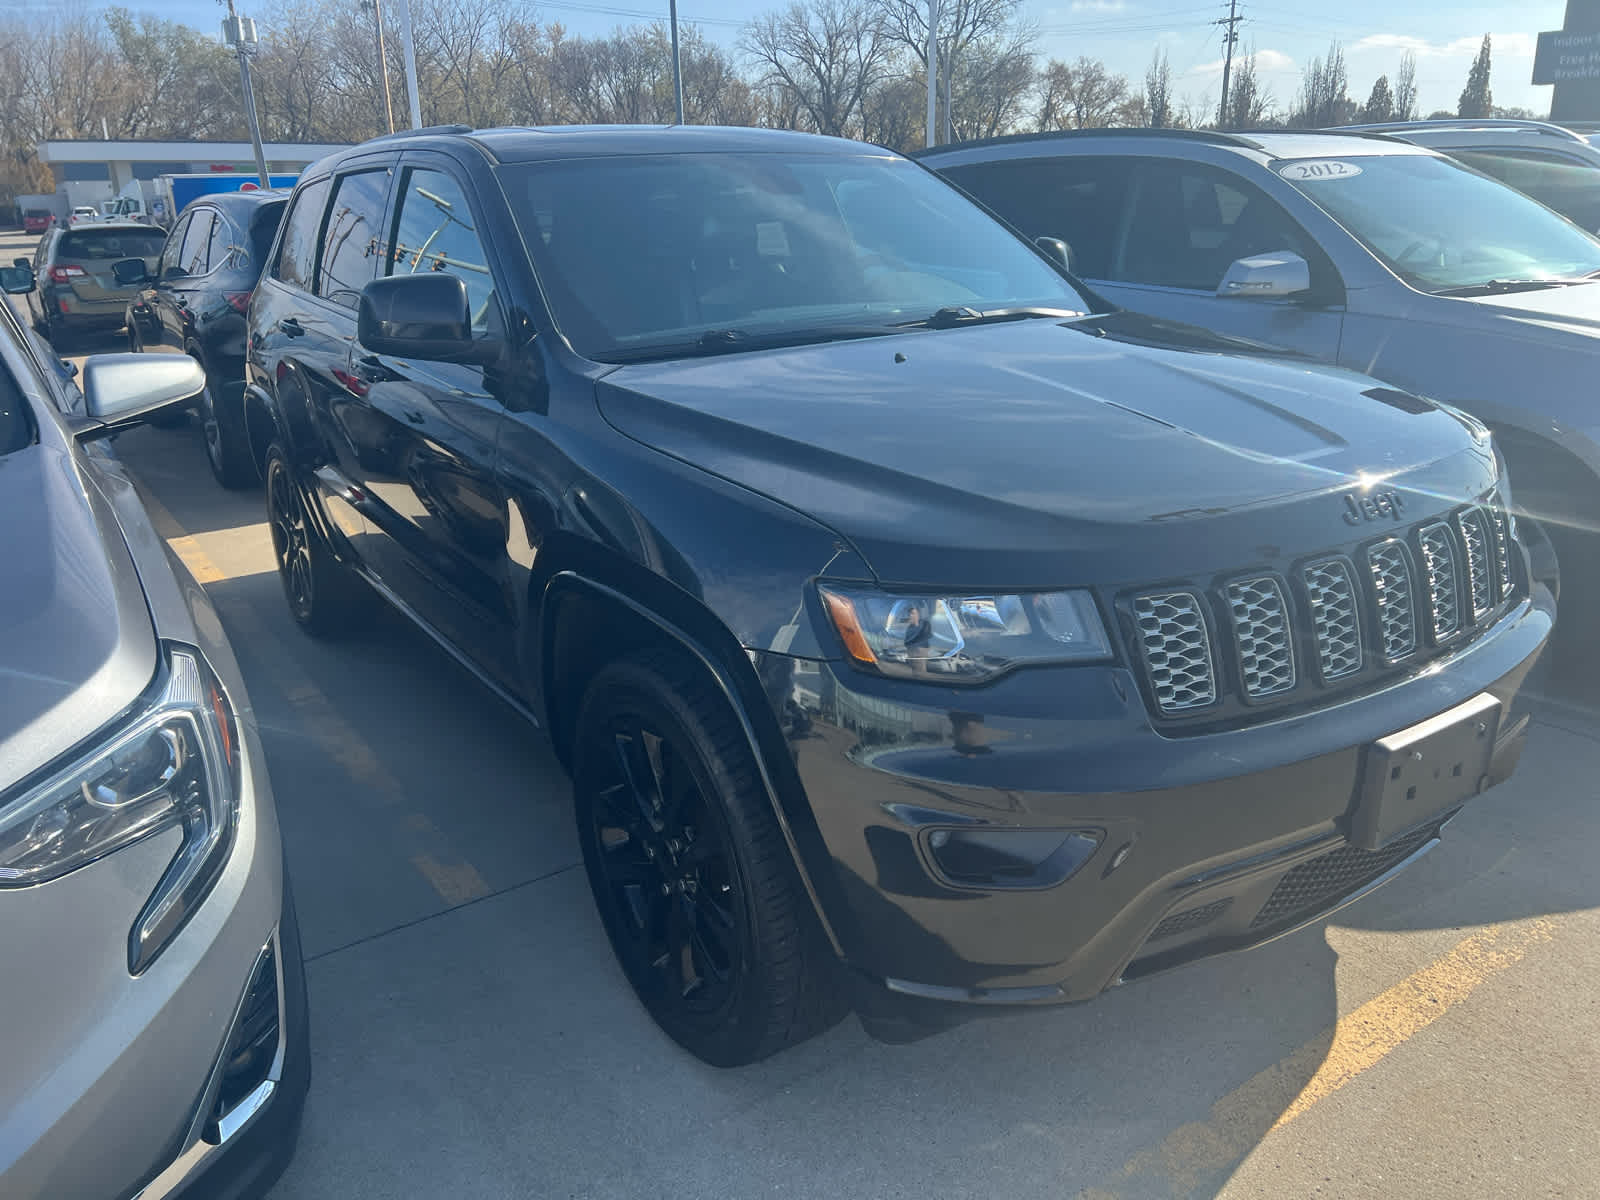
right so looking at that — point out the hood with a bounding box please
[0,442,157,787]
[1441,279,1600,335]
[597,315,1496,586]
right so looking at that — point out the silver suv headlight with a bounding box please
[0,645,240,972]
[819,586,1113,681]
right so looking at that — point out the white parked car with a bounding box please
[69,205,100,226]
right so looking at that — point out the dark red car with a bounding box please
[22,209,55,234]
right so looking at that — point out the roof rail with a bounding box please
[1338,118,1587,143]
[910,126,1267,157]
[361,124,475,145]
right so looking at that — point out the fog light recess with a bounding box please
[926,828,1101,889]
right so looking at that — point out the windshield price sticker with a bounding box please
[1278,159,1363,182]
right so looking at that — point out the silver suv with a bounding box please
[0,267,308,1198]
[921,128,1600,683]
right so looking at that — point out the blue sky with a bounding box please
[11,0,1572,119]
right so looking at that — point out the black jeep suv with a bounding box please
[245,125,1551,1066]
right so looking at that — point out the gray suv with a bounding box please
[921,128,1600,681]
[0,268,308,1197]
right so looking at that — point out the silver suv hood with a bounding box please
[0,442,156,787]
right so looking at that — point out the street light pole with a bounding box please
[925,0,938,148]
[220,0,270,189]
[668,0,685,124]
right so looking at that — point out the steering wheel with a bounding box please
[1395,237,1446,268]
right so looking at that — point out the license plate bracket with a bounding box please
[1351,693,1501,851]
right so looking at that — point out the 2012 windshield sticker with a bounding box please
[1278,160,1364,181]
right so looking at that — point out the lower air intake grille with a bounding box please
[1132,591,1216,712]
[1225,576,1295,698]
[214,942,280,1119]
[1150,897,1234,941]
[1250,825,1435,930]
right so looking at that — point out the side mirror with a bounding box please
[12,256,29,269]
[73,354,206,442]
[112,257,150,285]
[1216,251,1311,299]
[1035,236,1076,274]
[0,265,35,295]
[358,273,496,364]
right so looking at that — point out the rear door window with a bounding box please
[317,170,391,309]
[206,214,238,274]
[160,214,191,278]
[273,177,332,292]
[387,167,495,330]
[179,211,215,276]
[941,156,1133,279]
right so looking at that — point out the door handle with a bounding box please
[278,317,304,337]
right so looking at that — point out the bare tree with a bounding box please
[1292,41,1350,127]
[1394,50,1418,121]
[742,0,893,139]
[1224,45,1274,128]
[1036,57,1130,131]
[1144,50,1173,129]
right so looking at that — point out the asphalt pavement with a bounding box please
[6,228,1598,1199]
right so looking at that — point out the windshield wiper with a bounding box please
[1433,278,1578,296]
[601,324,899,363]
[898,305,1083,329]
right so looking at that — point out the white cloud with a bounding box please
[1187,47,1295,81]
[1352,32,1537,61]
[1069,0,1129,10]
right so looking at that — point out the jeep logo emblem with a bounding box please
[1343,490,1406,525]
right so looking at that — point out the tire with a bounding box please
[573,651,845,1067]
[265,443,365,637]
[199,370,258,489]
[1517,483,1600,698]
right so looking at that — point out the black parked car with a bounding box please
[246,125,1551,1066]
[123,190,289,487]
[20,221,165,347]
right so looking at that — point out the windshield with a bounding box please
[56,228,167,261]
[1278,152,1600,292]
[497,152,1087,361]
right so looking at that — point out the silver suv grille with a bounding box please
[1225,577,1295,697]
[1129,503,1517,719]
[1132,592,1216,711]
[1302,558,1363,680]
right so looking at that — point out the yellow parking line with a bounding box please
[1077,916,1563,1200]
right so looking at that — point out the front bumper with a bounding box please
[756,587,1551,1026]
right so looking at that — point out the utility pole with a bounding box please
[392,0,423,129]
[1215,0,1242,128]
[926,0,939,148]
[669,0,685,124]
[365,0,396,134]
[220,0,270,188]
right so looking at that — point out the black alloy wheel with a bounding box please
[199,372,256,488]
[265,443,362,636]
[588,714,744,1019]
[574,653,845,1067]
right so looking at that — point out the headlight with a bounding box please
[819,586,1112,681]
[0,646,240,972]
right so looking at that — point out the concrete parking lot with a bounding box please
[6,227,1598,1199]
